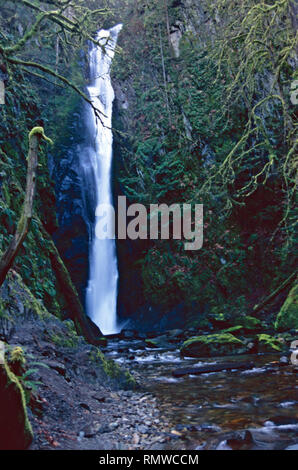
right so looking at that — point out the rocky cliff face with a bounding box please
[52,0,296,331]
[51,105,93,302]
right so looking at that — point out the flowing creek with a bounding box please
[104,338,298,450]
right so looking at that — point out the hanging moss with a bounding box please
[0,357,33,450]
[89,348,136,390]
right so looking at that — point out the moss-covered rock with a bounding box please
[89,348,137,390]
[275,284,298,331]
[181,333,244,358]
[0,358,33,449]
[257,334,283,353]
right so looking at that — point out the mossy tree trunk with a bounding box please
[0,129,44,288]
[0,124,103,343]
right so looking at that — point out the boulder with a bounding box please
[0,359,33,449]
[275,284,298,331]
[121,329,138,340]
[180,333,244,358]
[166,329,185,342]
[208,313,232,330]
[145,335,173,349]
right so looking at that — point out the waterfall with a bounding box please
[85,24,122,335]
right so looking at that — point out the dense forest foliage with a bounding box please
[0,0,297,453]
[0,0,112,322]
[112,0,297,327]
[0,0,297,331]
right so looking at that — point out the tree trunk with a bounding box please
[159,25,171,125]
[0,124,103,344]
[163,0,172,51]
[0,130,41,288]
[253,271,297,314]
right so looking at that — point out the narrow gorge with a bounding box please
[0,0,297,455]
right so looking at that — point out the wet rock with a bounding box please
[226,430,254,450]
[137,424,149,434]
[279,356,289,365]
[108,422,119,431]
[267,416,298,426]
[79,402,91,411]
[149,441,166,450]
[216,440,232,450]
[82,420,119,438]
[83,422,102,438]
[85,317,104,338]
[180,333,245,358]
[208,313,233,330]
[45,360,66,376]
[198,423,222,433]
[145,335,173,349]
[92,393,106,403]
[121,329,138,340]
[166,329,184,341]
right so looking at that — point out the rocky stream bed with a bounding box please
[4,316,297,451]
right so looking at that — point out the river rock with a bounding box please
[145,335,173,349]
[180,333,245,358]
[121,329,139,340]
[208,313,233,330]
[44,360,66,376]
[166,329,184,342]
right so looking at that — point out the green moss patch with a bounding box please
[275,284,298,331]
[0,358,33,449]
[181,333,244,358]
[257,334,283,353]
[89,348,136,390]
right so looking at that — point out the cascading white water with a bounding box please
[85,24,122,335]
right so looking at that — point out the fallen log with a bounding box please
[172,361,255,378]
